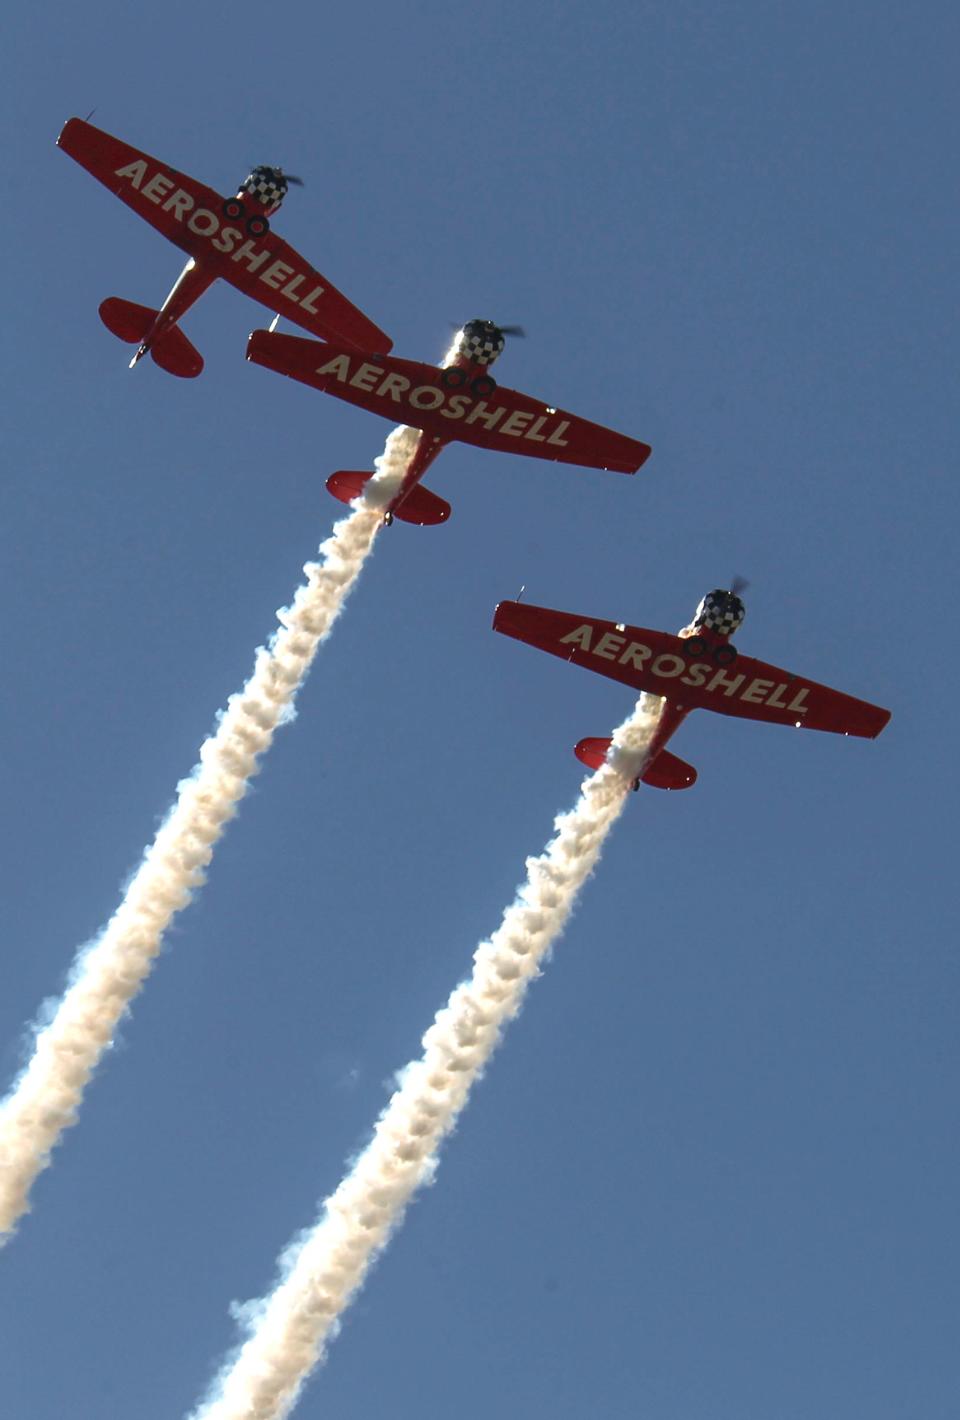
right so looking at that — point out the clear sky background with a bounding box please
[1,3,956,1417]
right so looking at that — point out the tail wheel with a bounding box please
[713,644,738,666]
[684,636,708,657]
[246,214,270,237]
[222,198,244,220]
[470,375,497,398]
[440,367,467,389]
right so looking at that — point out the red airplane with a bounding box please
[57,118,392,377]
[245,320,652,525]
[493,588,890,790]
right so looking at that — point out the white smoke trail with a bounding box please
[0,425,420,1242]
[190,693,662,1420]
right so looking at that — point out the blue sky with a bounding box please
[1,2,957,1417]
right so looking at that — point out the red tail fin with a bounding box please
[150,326,203,378]
[99,297,156,343]
[575,737,613,773]
[574,737,697,791]
[642,748,697,790]
[326,472,451,526]
[327,470,373,506]
[98,299,203,376]
[393,483,451,526]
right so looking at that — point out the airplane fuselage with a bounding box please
[388,349,498,518]
[119,170,288,366]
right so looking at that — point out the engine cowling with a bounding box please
[691,588,746,637]
[456,320,506,366]
[239,166,288,212]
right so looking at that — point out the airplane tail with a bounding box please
[326,472,451,526]
[574,737,697,791]
[97,298,203,377]
[99,297,156,343]
[642,748,697,790]
[150,326,203,378]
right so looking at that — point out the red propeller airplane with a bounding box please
[493,587,890,790]
[56,118,392,377]
[245,320,652,525]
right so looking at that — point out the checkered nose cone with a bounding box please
[241,166,287,209]
[459,321,506,366]
[695,590,746,635]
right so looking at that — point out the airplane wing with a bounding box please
[58,118,213,250]
[57,119,392,352]
[221,229,392,351]
[245,334,651,473]
[493,601,891,739]
[449,377,650,472]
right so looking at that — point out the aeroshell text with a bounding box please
[558,623,810,715]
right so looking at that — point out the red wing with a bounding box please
[446,379,650,473]
[492,602,890,740]
[58,119,392,352]
[223,231,392,350]
[58,118,215,252]
[246,333,459,421]
[244,334,649,472]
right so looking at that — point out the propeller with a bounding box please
[449,321,526,338]
[250,168,304,186]
[729,575,750,597]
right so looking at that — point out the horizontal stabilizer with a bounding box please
[326,472,451,526]
[575,735,639,792]
[150,326,204,378]
[327,470,374,506]
[393,483,451,526]
[99,297,156,343]
[642,748,697,790]
[574,737,697,791]
[575,737,612,772]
